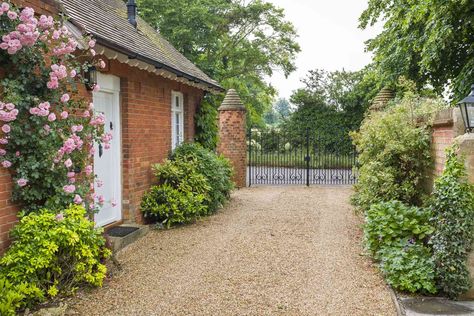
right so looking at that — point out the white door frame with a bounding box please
[93,73,122,226]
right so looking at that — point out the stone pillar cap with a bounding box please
[218,89,246,111]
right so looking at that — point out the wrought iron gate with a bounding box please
[247,128,358,186]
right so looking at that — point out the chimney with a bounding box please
[127,0,137,28]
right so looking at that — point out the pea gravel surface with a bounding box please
[68,186,395,316]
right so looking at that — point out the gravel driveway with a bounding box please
[69,186,395,315]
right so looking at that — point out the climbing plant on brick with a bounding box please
[0,2,110,213]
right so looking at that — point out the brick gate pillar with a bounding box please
[217,89,247,188]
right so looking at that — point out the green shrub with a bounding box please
[141,184,206,227]
[170,143,234,212]
[364,201,434,258]
[429,145,474,298]
[194,96,219,150]
[141,143,233,227]
[0,206,110,311]
[351,94,445,212]
[0,277,42,316]
[153,158,211,202]
[378,240,436,294]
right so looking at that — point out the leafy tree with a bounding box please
[281,67,380,148]
[136,0,300,126]
[360,0,474,100]
[274,98,291,120]
[263,98,292,126]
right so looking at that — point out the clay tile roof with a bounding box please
[59,0,222,91]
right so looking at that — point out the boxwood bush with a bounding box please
[0,206,110,314]
[141,143,234,226]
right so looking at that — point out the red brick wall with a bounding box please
[104,59,203,224]
[217,109,247,188]
[0,0,204,252]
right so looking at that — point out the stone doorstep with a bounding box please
[397,296,474,316]
[105,224,149,253]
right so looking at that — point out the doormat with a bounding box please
[107,226,139,238]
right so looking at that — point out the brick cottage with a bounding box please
[0,0,224,252]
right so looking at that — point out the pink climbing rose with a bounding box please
[60,111,68,119]
[47,112,56,122]
[60,93,70,103]
[2,124,10,133]
[63,184,75,194]
[73,194,82,204]
[17,178,28,187]
[64,158,72,168]
[2,160,11,168]
[85,165,93,175]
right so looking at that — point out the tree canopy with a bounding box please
[281,68,380,148]
[360,0,474,100]
[136,0,300,124]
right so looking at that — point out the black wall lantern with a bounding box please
[84,66,98,91]
[458,85,474,133]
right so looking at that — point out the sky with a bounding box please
[267,0,382,100]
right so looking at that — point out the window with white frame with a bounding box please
[171,91,184,150]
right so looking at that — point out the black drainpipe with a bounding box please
[127,0,137,28]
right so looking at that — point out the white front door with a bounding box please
[93,73,122,227]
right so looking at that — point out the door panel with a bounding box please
[93,86,121,226]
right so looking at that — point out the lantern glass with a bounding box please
[458,85,474,133]
[85,66,98,91]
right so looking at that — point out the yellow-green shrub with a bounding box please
[0,205,110,312]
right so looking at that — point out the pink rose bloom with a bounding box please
[70,69,77,78]
[29,107,40,115]
[2,160,11,168]
[88,103,94,110]
[7,11,17,20]
[90,49,96,56]
[55,213,64,221]
[67,171,75,178]
[85,165,93,175]
[60,93,70,103]
[17,178,28,187]
[47,113,56,122]
[60,111,68,119]
[69,177,76,184]
[0,138,8,144]
[73,194,82,204]
[0,149,5,156]
[99,59,106,69]
[2,124,10,133]
[15,151,20,157]
[64,158,72,168]
[43,124,51,133]
[88,39,96,48]
[98,195,105,204]
[92,84,100,92]
[63,184,75,194]
[82,110,90,118]
[1,3,10,12]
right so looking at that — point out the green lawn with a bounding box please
[248,151,356,169]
